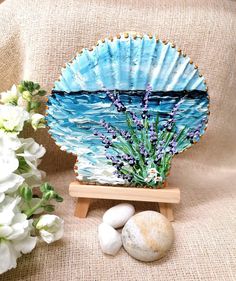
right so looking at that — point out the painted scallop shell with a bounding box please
[46,32,209,185]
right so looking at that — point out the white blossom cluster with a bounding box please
[0,83,64,274]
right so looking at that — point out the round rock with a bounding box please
[103,203,135,228]
[122,211,174,262]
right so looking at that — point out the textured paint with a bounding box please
[47,33,209,185]
[54,34,206,92]
[47,90,209,184]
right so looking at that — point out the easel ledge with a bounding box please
[69,181,180,221]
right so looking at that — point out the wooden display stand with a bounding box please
[69,181,180,221]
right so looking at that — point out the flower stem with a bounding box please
[25,199,45,218]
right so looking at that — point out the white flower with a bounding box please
[0,173,24,195]
[0,196,37,274]
[0,131,21,151]
[0,193,5,203]
[17,96,28,110]
[17,138,46,162]
[30,113,46,130]
[0,85,19,105]
[0,105,29,133]
[14,138,46,187]
[145,168,162,184]
[0,150,18,174]
[0,151,24,194]
[20,160,46,187]
[36,214,64,244]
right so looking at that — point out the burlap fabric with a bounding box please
[0,0,236,280]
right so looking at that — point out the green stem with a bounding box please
[25,198,45,218]
[26,101,31,113]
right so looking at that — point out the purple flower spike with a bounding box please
[150,123,157,144]
[106,154,124,168]
[139,144,149,158]
[141,84,152,119]
[107,90,126,112]
[119,129,131,140]
[172,96,185,113]
[187,127,201,142]
[121,154,136,167]
[100,119,117,138]
[130,112,144,130]
[154,144,165,164]
[168,137,178,155]
[163,118,174,131]
[93,129,112,148]
[187,120,205,142]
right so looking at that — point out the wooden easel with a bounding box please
[69,182,180,221]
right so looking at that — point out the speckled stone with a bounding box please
[121,211,174,262]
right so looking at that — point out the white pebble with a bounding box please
[103,203,135,228]
[98,223,122,256]
[122,211,174,262]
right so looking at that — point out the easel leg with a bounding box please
[159,203,174,222]
[74,198,91,218]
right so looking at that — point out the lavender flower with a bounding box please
[154,143,165,164]
[164,97,185,131]
[163,118,174,131]
[150,123,157,144]
[114,171,133,182]
[154,146,165,164]
[119,129,131,140]
[187,128,201,142]
[93,130,112,148]
[139,144,149,158]
[107,90,126,112]
[130,112,144,130]
[141,84,152,119]
[187,118,206,142]
[100,119,117,139]
[94,88,191,188]
[121,154,136,166]
[167,137,178,155]
[106,154,124,170]
[106,154,118,164]
[170,98,184,116]
[124,174,133,182]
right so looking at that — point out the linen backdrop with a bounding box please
[0,0,235,280]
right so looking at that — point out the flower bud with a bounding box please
[19,184,32,202]
[22,91,32,102]
[17,84,24,93]
[31,113,45,130]
[43,190,55,200]
[36,214,64,244]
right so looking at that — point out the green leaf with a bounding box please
[55,195,63,202]
[40,182,54,193]
[34,83,40,90]
[43,205,55,212]
[28,81,35,92]
[30,101,41,110]
[154,113,159,135]
[125,113,140,145]
[37,90,46,96]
